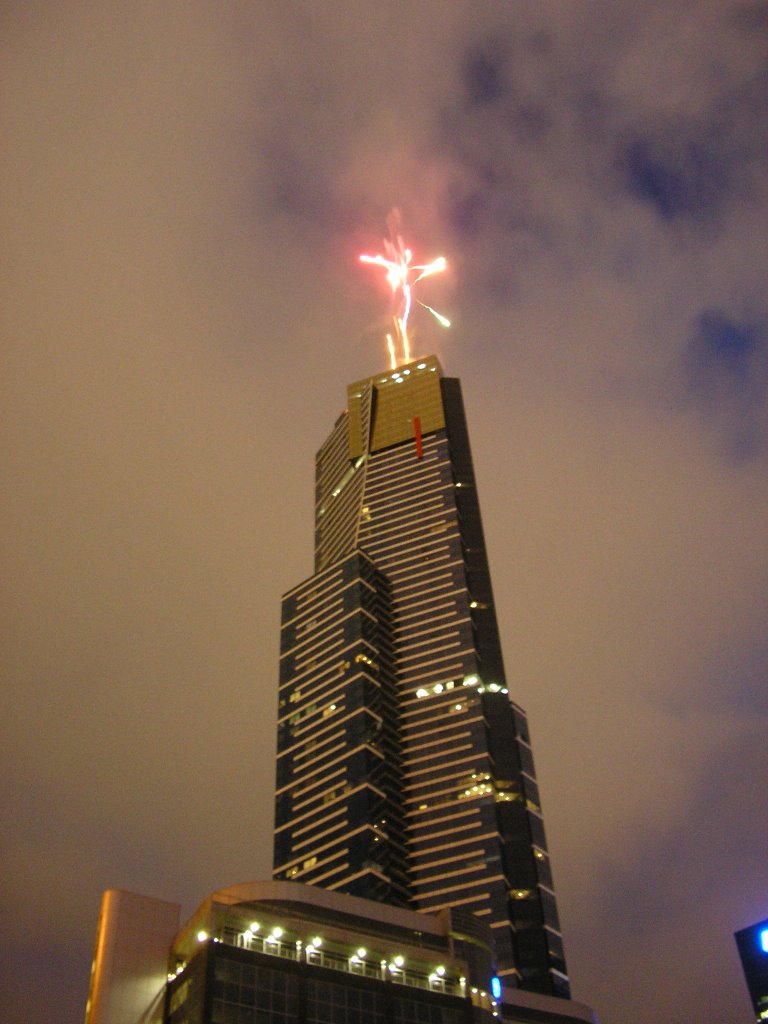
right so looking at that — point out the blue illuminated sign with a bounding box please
[760,927,768,953]
[490,976,502,1000]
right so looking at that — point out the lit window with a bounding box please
[761,928,768,953]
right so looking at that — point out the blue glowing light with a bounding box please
[490,976,502,1000]
[760,928,768,953]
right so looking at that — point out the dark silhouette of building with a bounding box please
[735,917,768,1022]
[274,357,567,997]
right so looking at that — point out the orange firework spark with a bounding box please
[360,213,450,369]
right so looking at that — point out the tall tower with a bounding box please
[274,356,568,998]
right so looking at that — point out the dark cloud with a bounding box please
[684,309,768,458]
[463,45,508,109]
[620,65,768,225]
[624,130,728,221]
[694,310,759,374]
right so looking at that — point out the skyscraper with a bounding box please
[274,355,568,998]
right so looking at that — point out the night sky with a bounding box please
[3,3,768,1022]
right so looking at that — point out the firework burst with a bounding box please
[360,211,450,369]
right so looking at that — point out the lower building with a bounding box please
[735,917,768,1022]
[85,881,596,1024]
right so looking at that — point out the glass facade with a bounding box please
[167,937,475,1024]
[274,357,569,997]
[212,962,297,1024]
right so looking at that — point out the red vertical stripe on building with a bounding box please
[413,416,423,459]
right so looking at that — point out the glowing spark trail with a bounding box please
[359,213,449,369]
